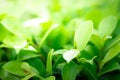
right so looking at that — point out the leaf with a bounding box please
[105,35,120,51]
[21,73,34,80]
[98,61,120,76]
[17,50,39,61]
[62,61,80,80]
[78,57,97,80]
[0,23,14,41]
[26,58,46,76]
[1,16,24,36]
[100,41,120,69]
[53,49,67,55]
[3,35,27,53]
[0,13,7,21]
[46,49,54,75]
[41,76,55,80]
[98,16,117,39]
[74,20,93,51]
[2,61,30,76]
[63,49,79,63]
[39,24,59,48]
[90,34,104,49]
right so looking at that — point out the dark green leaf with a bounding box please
[17,50,39,61]
[41,76,55,80]
[98,61,120,76]
[62,61,80,80]
[26,58,46,76]
[78,57,97,80]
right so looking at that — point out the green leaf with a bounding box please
[90,34,104,49]
[98,61,120,76]
[26,58,46,76]
[39,24,59,48]
[98,16,117,39]
[41,76,55,80]
[0,23,14,41]
[53,49,67,55]
[3,35,27,52]
[74,20,93,51]
[46,49,54,75]
[1,16,24,36]
[21,73,34,80]
[62,61,80,80]
[0,71,21,80]
[17,50,39,61]
[78,57,97,80]
[105,35,120,51]
[0,13,7,21]
[63,49,79,63]
[2,61,30,76]
[100,41,120,69]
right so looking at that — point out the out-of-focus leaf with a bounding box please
[90,34,104,49]
[17,50,39,61]
[84,44,99,59]
[3,35,27,52]
[62,61,80,80]
[100,42,120,69]
[2,61,31,76]
[46,49,54,75]
[98,16,117,39]
[105,35,120,51]
[0,23,14,41]
[74,21,93,51]
[39,24,59,48]
[63,49,79,63]
[1,17,24,36]
[0,13,7,21]
[46,26,68,49]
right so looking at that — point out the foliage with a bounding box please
[0,0,120,80]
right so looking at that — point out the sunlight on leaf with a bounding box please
[74,20,93,51]
[63,49,79,63]
[100,42,120,69]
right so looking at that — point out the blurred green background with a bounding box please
[0,0,120,50]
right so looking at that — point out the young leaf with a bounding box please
[62,61,80,80]
[63,49,79,63]
[98,16,117,39]
[100,42,120,69]
[17,50,39,61]
[46,49,54,75]
[74,21,93,51]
